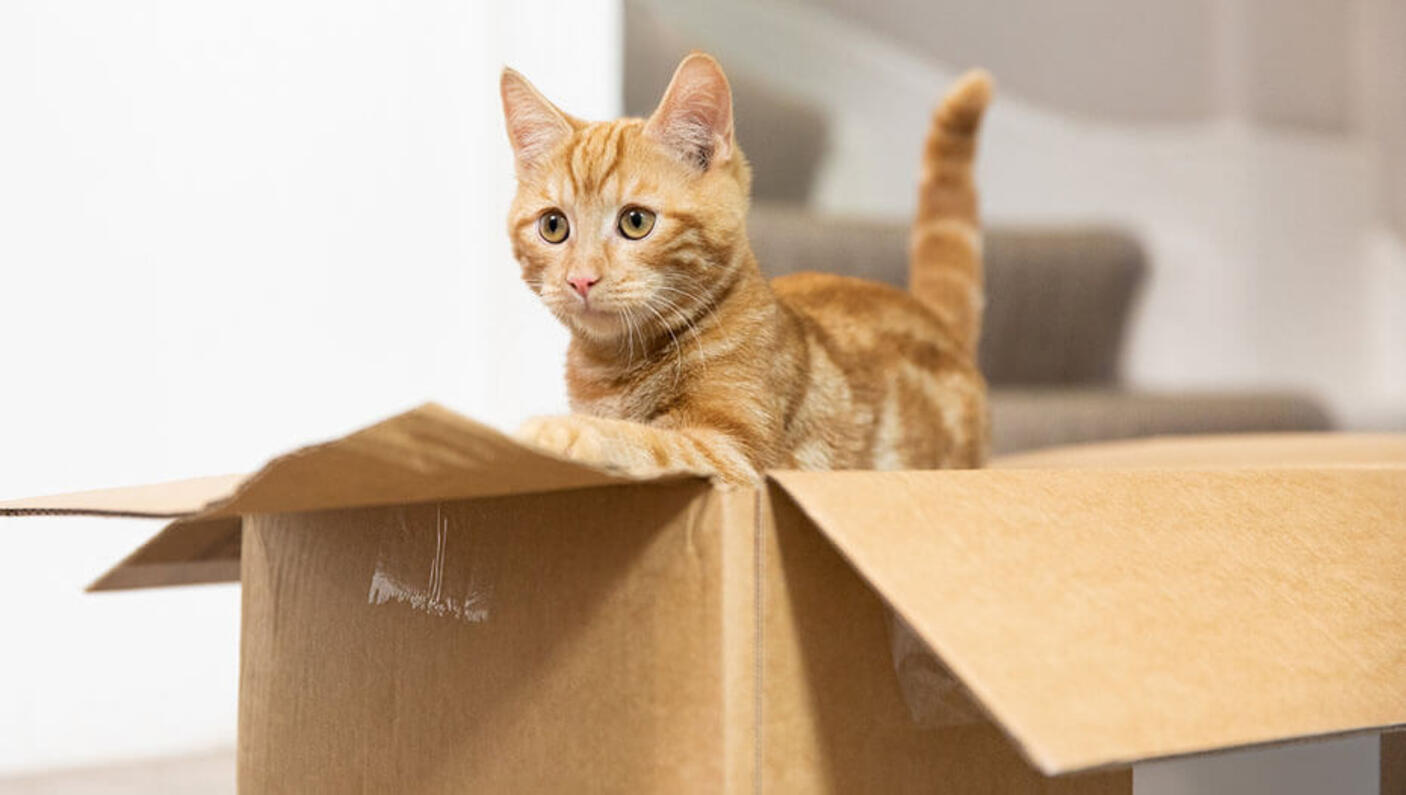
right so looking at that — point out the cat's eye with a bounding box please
[538,210,570,244]
[617,207,656,240]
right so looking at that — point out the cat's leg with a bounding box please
[517,414,758,484]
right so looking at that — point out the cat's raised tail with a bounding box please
[909,69,993,359]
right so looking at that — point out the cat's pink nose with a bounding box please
[567,274,600,298]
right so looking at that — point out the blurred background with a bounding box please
[0,0,1400,791]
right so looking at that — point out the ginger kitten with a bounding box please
[501,53,991,484]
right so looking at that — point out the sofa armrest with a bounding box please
[980,228,1144,386]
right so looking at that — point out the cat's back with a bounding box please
[769,270,986,469]
[770,271,961,360]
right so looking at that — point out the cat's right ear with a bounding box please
[500,68,573,174]
[645,52,735,171]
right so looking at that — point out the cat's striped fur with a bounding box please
[502,54,991,483]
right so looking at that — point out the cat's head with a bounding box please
[500,53,751,344]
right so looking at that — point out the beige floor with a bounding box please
[0,749,234,795]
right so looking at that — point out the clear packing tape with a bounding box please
[888,611,985,728]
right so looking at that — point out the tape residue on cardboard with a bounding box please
[367,503,492,623]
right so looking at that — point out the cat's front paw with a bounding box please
[517,415,640,474]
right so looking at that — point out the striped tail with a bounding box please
[909,69,993,358]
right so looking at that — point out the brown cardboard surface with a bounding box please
[239,483,736,793]
[770,467,1406,774]
[716,487,761,793]
[993,432,1406,470]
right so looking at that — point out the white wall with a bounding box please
[1357,0,1406,425]
[0,0,620,774]
[645,0,1406,429]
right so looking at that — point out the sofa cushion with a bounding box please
[989,389,1333,455]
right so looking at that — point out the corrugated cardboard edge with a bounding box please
[0,474,248,518]
[1,403,703,591]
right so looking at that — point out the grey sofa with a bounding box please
[748,204,1332,455]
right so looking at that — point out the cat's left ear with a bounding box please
[645,52,735,170]
[501,67,574,174]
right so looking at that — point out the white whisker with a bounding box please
[641,302,684,388]
[622,306,637,370]
[652,292,710,379]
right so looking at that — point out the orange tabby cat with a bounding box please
[501,53,991,484]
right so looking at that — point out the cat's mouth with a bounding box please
[558,297,628,336]
[566,298,618,319]
[576,301,613,316]
[548,288,667,340]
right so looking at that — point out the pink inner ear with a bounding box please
[647,57,733,169]
[501,72,571,168]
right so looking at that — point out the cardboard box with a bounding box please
[4,404,1404,792]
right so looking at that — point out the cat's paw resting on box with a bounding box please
[517,414,755,483]
[517,415,641,473]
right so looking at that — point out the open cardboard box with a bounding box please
[3,404,1404,792]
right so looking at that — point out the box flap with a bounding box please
[85,517,245,591]
[1,403,693,590]
[159,402,672,519]
[770,449,1406,773]
[0,474,251,592]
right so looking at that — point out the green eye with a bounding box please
[538,210,569,244]
[618,207,656,240]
